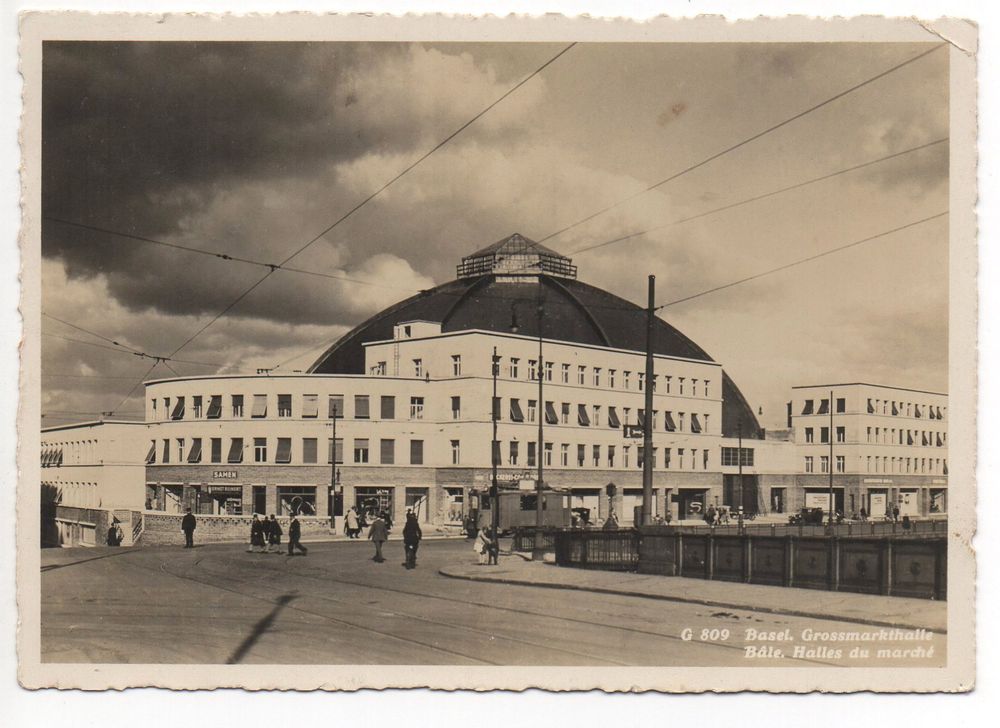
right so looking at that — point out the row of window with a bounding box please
[804,455,846,473]
[152,394,415,422]
[40,440,98,466]
[42,481,99,508]
[143,435,716,471]
[865,455,948,475]
[497,398,713,434]
[865,427,947,447]
[865,398,945,420]
[373,354,714,398]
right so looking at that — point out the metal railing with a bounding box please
[554,529,639,571]
[511,527,559,552]
[665,518,946,539]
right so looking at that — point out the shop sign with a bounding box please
[206,485,242,494]
[212,470,238,480]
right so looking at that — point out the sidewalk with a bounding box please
[439,556,946,633]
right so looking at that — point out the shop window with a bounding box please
[279,486,316,516]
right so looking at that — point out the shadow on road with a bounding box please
[226,592,298,664]
[40,548,139,572]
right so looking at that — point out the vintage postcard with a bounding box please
[16,12,977,692]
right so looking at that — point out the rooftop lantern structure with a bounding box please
[456,233,577,281]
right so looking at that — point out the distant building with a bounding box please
[40,420,150,546]
[790,383,948,517]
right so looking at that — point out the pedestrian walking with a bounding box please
[892,504,901,523]
[402,511,422,569]
[860,507,868,522]
[474,525,492,565]
[368,512,388,562]
[287,513,308,555]
[106,518,123,547]
[181,508,196,548]
[345,506,360,538]
[248,514,266,553]
[267,514,283,553]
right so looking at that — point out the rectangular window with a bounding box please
[303,438,318,464]
[254,437,267,463]
[836,455,845,473]
[277,394,292,417]
[163,398,170,420]
[578,404,591,426]
[836,426,846,443]
[151,400,157,420]
[623,407,631,426]
[251,394,267,418]
[228,438,244,464]
[410,396,425,420]
[492,397,502,421]
[544,401,559,425]
[354,438,370,464]
[578,365,586,385]
[380,395,395,420]
[665,375,671,394]
[639,373,645,391]
[492,440,501,466]
[509,441,519,466]
[623,371,631,389]
[380,439,395,465]
[162,439,171,464]
[410,440,424,465]
[354,395,370,419]
[592,405,601,427]
[328,394,344,419]
[678,376,683,395]
[820,426,829,444]
[818,399,830,415]
[664,448,671,469]
[690,413,703,434]
[805,456,814,473]
[704,380,710,397]
[802,399,814,415]
[608,406,621,429]
[721,447,754,467]
[176,438,185,463]
[187,438,202,463]
[509,398,525,422]
[170,397,185,420]
[820,455,830,473]
[327,438,344,464]
[527,400,537,423]
[451,355,461,376]
[451,440,461,465]
[413,359,423,378]
[577,444,586,467]
[509,358,519,378]
[193,396,203,418]
[638,446,645,468]
[609,369,616,388]
[805,427,814,443]
[836,397,846,413]
[544,443,553,466]
[527,442,536,467]
[545,362,553,381]
[561,402,570,424]
[561,363,570,383]
[451,396,461,420]
[528,360,537,380]
[370,361,386,376]
[275,438,292,464]
[593,444,601,467]
[703,449,709,469]
[608,445,616,468]
[207,395,222,419]
[210,438,222,464]
[624,446,631,468]
[302,394,319,418]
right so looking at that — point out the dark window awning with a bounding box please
[493,397,502,421]
[227,438,244,463]
[943,460,948,475]
[817,399,829,415]
[936,433,943,447]
[40,448,49,467]
[664,412,677,432]
[802,400,814,415]
[171,396,185,420]
[276,438,292,464]
[915,405,922,418]
[578,404,590,426]
[54,448,63,466]
[329,396,343,418]
[509,399,525,422]
[690,413,702,434]
[544,401,558,425]
[922,433,929,446]
[206,395,222,419]
[907,433,914,445]
[936,406,943,419]
[892,402,899,416]
[867,399,875,414]
[187,439,202,463]
[637,409,646,427]
[251,395,267,418]
[607,407,621,429]
[302,395,319,418]
[145,442,156,465]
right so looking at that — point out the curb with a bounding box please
[438,567,946,635]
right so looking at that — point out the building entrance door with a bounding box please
[868,491,887,519]
[898,489,919,516]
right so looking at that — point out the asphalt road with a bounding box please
[40,539,946,666]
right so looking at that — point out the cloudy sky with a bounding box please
[40,41,948,429]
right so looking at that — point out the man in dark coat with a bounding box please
[248,514,266,553]
[287,513,308,556]
[402,511,422,569]
[181,508,196,548]
[266,514,283,553]
[368,512,389,563]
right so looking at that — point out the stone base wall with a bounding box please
[140,512,332,546]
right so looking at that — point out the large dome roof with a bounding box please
[310,234,763,438]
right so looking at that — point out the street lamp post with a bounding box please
[737,418,744,532]
[330,402,341,531]
[828,388,835,531]
[490,346,501,562]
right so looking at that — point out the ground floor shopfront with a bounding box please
[791,475,947,518]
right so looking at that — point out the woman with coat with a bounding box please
[345,506,360,538]
[402,511,422,569]
[248,514,266,553]
[266,514,283,553]
[474,526,492,566]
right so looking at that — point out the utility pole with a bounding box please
[828,388,835,530]
[491,346,501,558]
[642,275,655,526]
[737,418,744,532]
[330,401,340,531]
[533,291,546,561]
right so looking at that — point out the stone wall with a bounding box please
[140,512,332,546]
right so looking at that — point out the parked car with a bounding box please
[788,507,825,525]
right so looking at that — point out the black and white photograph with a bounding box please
[15,12,977,693]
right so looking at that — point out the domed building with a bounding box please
[137,234,769,540]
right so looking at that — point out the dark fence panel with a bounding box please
[511,527,558,553]
[749,536,787,587]
[554,529,639,571]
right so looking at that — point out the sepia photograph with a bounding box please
[15,12,977,693]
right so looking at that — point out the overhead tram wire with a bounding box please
[537,43,946,249]
[108,360,161,417]
[42,312,145,355]
[653,211,949,312]
[41,331,225,368]
[163,42,578,360]
[569,137,949,256]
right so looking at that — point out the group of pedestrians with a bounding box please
[363,510,422,568]
[246,513,307,555]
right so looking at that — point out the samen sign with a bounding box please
[212,470,238,480]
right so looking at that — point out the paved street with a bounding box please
[41,539,946,666]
